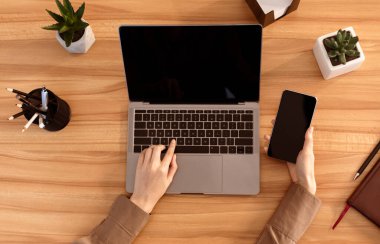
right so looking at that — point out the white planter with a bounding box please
[56,25,95,53]
[313,26,365,80]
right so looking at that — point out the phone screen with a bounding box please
[268,90,317,163]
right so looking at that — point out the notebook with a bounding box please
[333,157,380,229]
[348,157,380,227]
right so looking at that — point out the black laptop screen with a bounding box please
[119,25,262,103]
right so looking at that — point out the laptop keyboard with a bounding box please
[133,109,254,154]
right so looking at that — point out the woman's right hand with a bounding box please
[264,120,316,195]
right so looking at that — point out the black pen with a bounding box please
[353,140,380,180]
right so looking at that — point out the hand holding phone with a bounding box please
[267,90,317,163]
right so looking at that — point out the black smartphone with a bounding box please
[268,90,317,163]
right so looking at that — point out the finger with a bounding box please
[143,146,154,165]
[162,139,176,167]
[264,134,271,142]
[137,150,145,168]
[152,144,166,163]
[264,146,268,153]
[303,126,314,153]
[271,119,275,125]
[167,154,178,182]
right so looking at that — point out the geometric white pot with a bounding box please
[313,26,365,80]
[56,25,95,53]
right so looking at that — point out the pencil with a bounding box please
[6,87,28,96]
[16,103,23,108]
[8,111,24,120]
[22,113,39,133]
[16,95,45,114]
[38,114,45,128]
[353,140,380,180]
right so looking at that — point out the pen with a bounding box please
[41,86,49,112]
[22,113,39,133]
[353,140,380,181]
[8,111,24,120]
[38,114,45,128]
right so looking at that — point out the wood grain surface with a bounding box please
[0,0,379,243]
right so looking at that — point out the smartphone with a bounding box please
[268,90,317,163]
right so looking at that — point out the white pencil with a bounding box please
[22,113,39,133]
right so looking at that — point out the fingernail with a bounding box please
[171,139,176,144]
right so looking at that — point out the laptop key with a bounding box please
[212,122,219,129]
[246,122,253,129]
[163,122,170,129]
[154,122,162,129]
[135,114,142,121]
[218,138,226,145]
[167,114,174,121]
[175,146,209,153]
[173,130,180,137]
[202,138,209,145]
[134,130,147,137]
[157,130,164,137]
[217,114,224,121]
[221,122,228,129]
[196,122,203,129]
[159,114,166,121]
[134,138,151,145]
[134,145,142,152]
[222,130,230,137]
[245,146,253,154]
[208,114,216,121]
[206,130,213,137]
[147,122,154,129]
[135,122,146,129]
[237,146,244,154]
[242,114,254,121]
[152,138,160,144]
[200,114,207,121]
[161,138,168,145]
[198,130,205,137]
[229,122,236,129]
[204,122,211,129]
[225,114,232,121]
[231,130,239,137]
[194,138,201,145]
[210,138,217,145]
[227,138,234,145]
[239,130,253,137]
[149,130,156,137]
[177,138,184,145]
[210,146,219,153]
[179,122,187,129]
[135,110,145,113]
[214,130,221,137]
[188,122,195,129]
[181,130,189,137]
[237,122,244,129]
[165,130,172,137]
[171,122,178,129]
[175,114,182,121]
[192,114,199,121]
[235,138,253,145]
[151,114,158,121]
[233,114,240,121]
[190,130,197,137]
[143,114,150,121]
[184,114,191,121]
[185,138,192,145]
[220,146,228,154]
[229,146,237,154]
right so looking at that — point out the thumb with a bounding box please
[167,154,178,182]
[303,126,314,153]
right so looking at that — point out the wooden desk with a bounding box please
[0,0,379,243]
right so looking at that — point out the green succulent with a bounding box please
[42,0,88,47]
[324,29,360,65]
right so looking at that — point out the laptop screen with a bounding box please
[119,25,262,104]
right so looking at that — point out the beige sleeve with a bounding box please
[257,183,321,244]
[74,195,150,244]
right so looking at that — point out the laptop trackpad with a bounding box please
[167,155,223,194]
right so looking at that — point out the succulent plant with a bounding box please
[42,0,88,47]
[324,29,360,65]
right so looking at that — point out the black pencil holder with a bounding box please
[22,88,71,131]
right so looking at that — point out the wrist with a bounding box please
[299,175,316,195]
[130,194,155,213]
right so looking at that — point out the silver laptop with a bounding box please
[119,24,262,195]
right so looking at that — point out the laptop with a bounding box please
[119,24,262,195]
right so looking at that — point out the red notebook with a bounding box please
[333,158,380,229]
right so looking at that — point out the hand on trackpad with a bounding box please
[166,155,223,193]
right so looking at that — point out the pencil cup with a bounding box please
[22,88,71,131]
